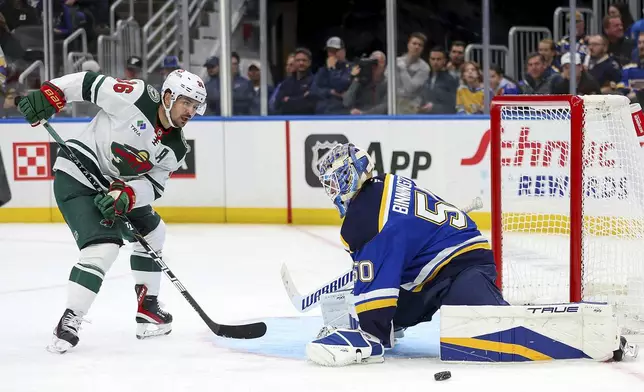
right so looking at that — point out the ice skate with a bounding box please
[135,284,173,339]
[47,308,87,354]
[613,336,639,361]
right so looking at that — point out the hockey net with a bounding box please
[491,94,644,334]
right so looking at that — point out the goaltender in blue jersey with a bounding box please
[306,143,508,366]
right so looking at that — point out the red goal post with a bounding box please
[489,94,644,331]
[491,94,584,303]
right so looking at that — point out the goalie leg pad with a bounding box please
[307,328,384,367]
[440,303,620,362]
[316,289,360,339]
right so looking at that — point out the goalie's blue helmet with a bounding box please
[317,143,374,218]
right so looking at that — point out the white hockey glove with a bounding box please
[306,327,385,367]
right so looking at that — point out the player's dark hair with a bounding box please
[231,51,240,63]
[409,32,427,45]
[451,41,466,49]
[429,46,447,58]
[603,14,621,30]
[294,47,312,59]
[490,64,504,76]
[526,52,545,63]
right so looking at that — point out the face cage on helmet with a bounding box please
[319,164,358,218]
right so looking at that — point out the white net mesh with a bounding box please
[497,95,644,333]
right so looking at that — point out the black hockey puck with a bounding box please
[434,371,451,381]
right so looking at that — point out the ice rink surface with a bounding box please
[2,223,644,391]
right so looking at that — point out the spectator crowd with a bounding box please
[200,4,644,116]
[2,1,644,117]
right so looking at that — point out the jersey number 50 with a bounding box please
[353,260,374,283]
[414,189,467,230]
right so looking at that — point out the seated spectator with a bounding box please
[203,56,220,115]
[396,32,429,114]
[538,38,560,75]
[161,55,180,77]
[0,0,39,31]
[247,61,273,115]
[124,56,142,80]
[446,41,466,80]
[38,0,88,39]
[418,47,458,114]
[556,11,589,64]
[609,4,635,40]
[0,46,7,94]
[584,35,622,94]
[0,12,25,62]
[311,36,352,114]
[269,53,294,114]
[66,0,108,28]
[629,5,644,41]
[619,32,644,101]
[1,85,20,117]
[230,51,254,115]
[604,14,634,66]
[456,61,488,115]
[551,52,601,95]
[489,65,520,96]
[519,52,560,94]
[343,51,387,115]
[273,47,316,115]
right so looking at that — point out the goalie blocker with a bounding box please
[309,297,638,365]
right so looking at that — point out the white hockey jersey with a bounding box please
[50,71,189,209]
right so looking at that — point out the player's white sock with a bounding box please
[66,243,119,314]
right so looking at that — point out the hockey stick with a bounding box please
[34,116,266,339]
[281,196,485,313]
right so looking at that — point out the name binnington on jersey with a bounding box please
[340,173,491,346]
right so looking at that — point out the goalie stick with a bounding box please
[281,197,484,312]
[30,112,266,339]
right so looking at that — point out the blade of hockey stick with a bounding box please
[280,197,485,313]
[280,263,353,312]
[34,116,266,339]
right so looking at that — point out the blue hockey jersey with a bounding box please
[340,174,490,345]
[619,62,644,94]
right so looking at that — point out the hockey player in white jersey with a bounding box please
[17,69,207,353]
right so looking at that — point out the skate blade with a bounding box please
[136,323,172,340]
[46,337,73,354]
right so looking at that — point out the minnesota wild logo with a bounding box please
[111,142,153,176]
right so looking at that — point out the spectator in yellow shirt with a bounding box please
[456,61,489,114]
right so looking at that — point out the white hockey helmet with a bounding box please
[161,69,207,127]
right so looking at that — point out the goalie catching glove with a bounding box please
[94,180,136,222]
[17,82,67,126]
[306,327,384,366]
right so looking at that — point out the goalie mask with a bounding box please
[317,143,374,218]
[161,69,207,127]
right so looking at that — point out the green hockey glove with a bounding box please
[93,180,136,221]
[18,82,66,126]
